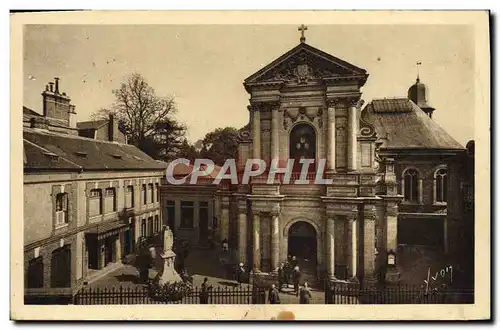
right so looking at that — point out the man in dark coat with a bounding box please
[292,266,301,296]
[200,277,212,304]
[268,284,281,304]
[277,263,285,292]
[236,263,245,286]
[299,282,312,304]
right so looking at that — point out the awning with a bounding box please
[86,221,129,240]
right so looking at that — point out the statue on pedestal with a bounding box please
[158,226,182,285]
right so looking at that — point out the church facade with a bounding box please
[215,40,403,285]
[162,34,470,288]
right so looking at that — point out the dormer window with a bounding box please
[75,151,87,158]
[111,154,122,159]
[43,151,59,162]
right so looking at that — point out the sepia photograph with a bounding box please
[10,10,490,320]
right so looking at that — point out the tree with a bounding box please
[200,127,239,166]
[91,73,186,160]
[176,139,200,163]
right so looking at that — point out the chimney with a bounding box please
[42,78,72,126]
[68,104,77,129]
[54,77,60,94]
[108,114,116,142]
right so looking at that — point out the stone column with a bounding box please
[270,205,281,272]
[252,212,261,271]
[327,101,336,171]
[221,206,230,242]
[214,195,221,241]
[325,216,336,279]
[252,106,261,160]
[237,199,248,265]
[347,100,358,171]
[347,215,358,280]
[362,209,377,285]
[271,108,280,162]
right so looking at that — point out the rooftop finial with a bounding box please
[416,61,422,82]
[298,24,308,43]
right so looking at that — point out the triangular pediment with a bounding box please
[244,43,367,85]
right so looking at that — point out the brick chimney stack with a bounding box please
[42,77,77,128]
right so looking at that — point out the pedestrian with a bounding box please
[237,263,245,286]
[222,238,229,252]
[277,263,284,292]
[291,255,298,269]
[299,282,312,304]
[268,284,281,304]
[200,277,212,304]
[292,266,301,296]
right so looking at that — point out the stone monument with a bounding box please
[158,226,182,285]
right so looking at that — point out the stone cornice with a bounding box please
[247,194,285,202]
[325,95,362,108]
[249,100,281,112]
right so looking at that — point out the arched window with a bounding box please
[403,169,419,203]
[435,168,448,203]
[289,123,316,173]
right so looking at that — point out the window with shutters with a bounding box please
[55,193,69,227]
[89,189,103,216]
[142,184,147,205]
[141,219,146,237]
[148,183,154,204]
[104,188,116,213]
[125,185,134,209]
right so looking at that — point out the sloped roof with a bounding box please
[76,120,108,130]
[23,106,68,128]
[23,127,167,171]
[244,42,367,84]
[363,98,464,150]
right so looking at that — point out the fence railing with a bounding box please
[325,281,474,304]
[73,285,266,305]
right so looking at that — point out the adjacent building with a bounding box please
[23,79,166,303]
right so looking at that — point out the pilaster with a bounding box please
[326,99,336,172]
[362,204,377,287]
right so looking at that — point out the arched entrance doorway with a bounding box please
[289,123,316,173]
[287,221,317,276]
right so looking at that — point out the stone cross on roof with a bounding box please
[298,24,308,43]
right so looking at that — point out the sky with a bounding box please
[23,24,474,146]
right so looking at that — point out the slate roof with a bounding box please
[23,127,167,171]
[363,98,464,150]
[23,106,68,128]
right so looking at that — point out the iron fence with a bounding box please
[73,285,266,305]
[325,280,474,304]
